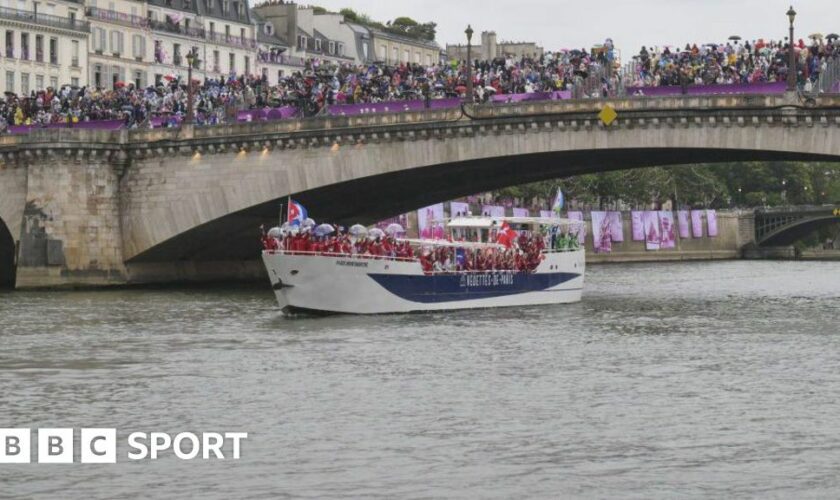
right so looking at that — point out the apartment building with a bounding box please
[0,0,88,92]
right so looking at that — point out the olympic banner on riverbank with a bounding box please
[642,211,661,250]
[567,211,586,240]
[418,204,445,239]
[482,205,505,218]
[631,211,645,241]
[450,202,470,218]
[540,210,557,219]
[677,210,691,239]
[608,212,624,242]
[691,210,705,238]
[591,211,612,253]
[707,210,719,237]
[659,211,676,249]
[512,208,529,217]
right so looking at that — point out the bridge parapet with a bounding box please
[1,93,840,160]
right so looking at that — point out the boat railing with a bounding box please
[264,249,418,263]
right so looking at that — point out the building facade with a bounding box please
[145,0,257,85]
[86,0,150,89]
[0,0,88,92]
[370,28,440,67]
[446,31,544,62]
[252,9,302,85]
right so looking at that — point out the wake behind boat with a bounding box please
[261,208,586,315]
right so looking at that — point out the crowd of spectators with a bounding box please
[2,35,838,132]
[624,36,840,89]
[0,50,618,132]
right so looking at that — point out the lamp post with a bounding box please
[185,48,196,124]
[465,24,474,103]
[787,5,797,91]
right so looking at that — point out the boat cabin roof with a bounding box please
[399,238,506,250]
[446,216,582,229]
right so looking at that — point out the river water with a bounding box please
[1,261,839,498]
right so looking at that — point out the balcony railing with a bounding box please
[85,7,148,29]
[149,18,205,39]
[206,31,256,50]
[257,51,305,67]
[0,6,89,32]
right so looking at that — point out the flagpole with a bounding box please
[286,196,291,224]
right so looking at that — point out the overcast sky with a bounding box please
[305,0,836,59]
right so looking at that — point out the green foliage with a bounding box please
[336,10,435,41]
[391,17,419,28]
[312,6,327,14]
[338,8,357,21]
[492,162,840,210]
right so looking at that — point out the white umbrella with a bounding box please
[314,223,335,237]
[385,223,405,236]
[302,217,316,228]
[267,226,282,238]
[349,224,368,237]
[368,228,386,240]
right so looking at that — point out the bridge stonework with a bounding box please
[1,93,840,288]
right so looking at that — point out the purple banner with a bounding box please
[707,209,719,237]
[659,211,676,249]
[450,201,470,218]
[418,204,445,240]
[237,106,298,121]
[691,210,705,238]
[482,205,505,218]
[591,211,612,253]
[567,211,585,240]
[625,81,786,97]
[608,212,624,242]
[375,214,409,232]
[489,90,570,104]
[677,210,690,239]
[512,208,529,217]
[540,210,557,219]
[642,211,660,251]
[631,211,645,241]
[327,98,461,117]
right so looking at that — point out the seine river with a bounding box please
[1,261,839,498]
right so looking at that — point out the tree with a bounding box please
[391,17,419,30]
[339,8,357,22]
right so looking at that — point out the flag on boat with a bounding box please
[552,188,564,214]
[287,200,308,226]
[496,222,517,248]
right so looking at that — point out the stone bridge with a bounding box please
[2,93,840,288]
[754,205,840,246]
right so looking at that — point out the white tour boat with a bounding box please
[262,216,585,315]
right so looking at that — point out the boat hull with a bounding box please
[262,251,585,315]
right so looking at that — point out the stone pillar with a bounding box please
[16,154,127,288]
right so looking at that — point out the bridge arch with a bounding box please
[0,216,16,289]
[758,215,840,247]
[119,95,840,262]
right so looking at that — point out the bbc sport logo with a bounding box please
[0,429,248,463]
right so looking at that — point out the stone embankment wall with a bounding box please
[585,211,753,263]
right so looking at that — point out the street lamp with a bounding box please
[787,5,797,91]
[465,24,474,103]
[185,48,197,124]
